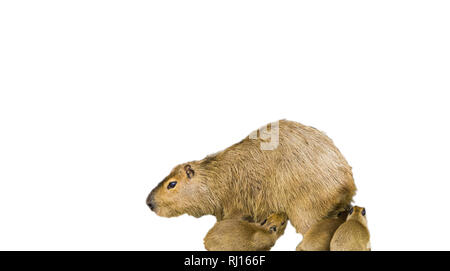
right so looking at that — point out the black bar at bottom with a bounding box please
[0,251,446,270]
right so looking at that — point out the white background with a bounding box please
[1,1,449,251]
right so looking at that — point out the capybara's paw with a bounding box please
[261,213,287,233]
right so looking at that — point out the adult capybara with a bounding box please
[147,120,356,249]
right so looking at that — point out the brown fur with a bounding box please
[330,206,370,251]
[296,211,348,251]
[204,213,287,251]
[147,120,356,249]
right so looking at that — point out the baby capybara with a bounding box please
[204,213,287,251]
[330,206,370,251]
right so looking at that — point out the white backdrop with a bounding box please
[1,1,449,251]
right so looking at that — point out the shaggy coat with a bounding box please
[148,120,356,235]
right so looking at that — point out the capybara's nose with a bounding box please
[146,193,156,211]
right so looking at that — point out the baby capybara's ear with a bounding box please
[349,207,354,215]
[184,164,195,179]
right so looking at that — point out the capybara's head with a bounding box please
[260,213,288,237]
[347,206,366,222]
[146,163,214,218]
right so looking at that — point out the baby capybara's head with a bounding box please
[147,163,214,218]
[347,206,367,223]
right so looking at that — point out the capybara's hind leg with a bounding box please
[288,207,318,235]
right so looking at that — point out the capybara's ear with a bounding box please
[349,207,354,215]
[184,164,195,179]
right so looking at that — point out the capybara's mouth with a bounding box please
[150,206,163,216]
[147,202,156,211]
[150,204,181,218]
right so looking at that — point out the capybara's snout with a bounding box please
[146,191,156,211]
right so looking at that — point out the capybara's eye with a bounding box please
[362,208,366,216]
[167,181,177,189]
[349,207,354,215]
[260,219,267,226]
